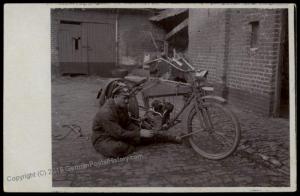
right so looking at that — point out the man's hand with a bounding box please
[140,129,154,138]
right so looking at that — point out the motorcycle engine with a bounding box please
[142,100,174,130]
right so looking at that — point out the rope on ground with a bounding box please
[53,124,89,141]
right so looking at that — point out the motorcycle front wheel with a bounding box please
[187,100,241,160]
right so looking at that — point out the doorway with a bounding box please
[279,26,289,119]
[273,10,289,118]
[58,21,116,77]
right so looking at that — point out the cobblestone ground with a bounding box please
[52,76,291,187]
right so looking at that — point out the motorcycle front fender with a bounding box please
[200,95,227,103]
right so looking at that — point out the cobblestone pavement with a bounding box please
[52,76,291,187]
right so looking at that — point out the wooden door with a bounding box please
[84,23,116,76]
[58,22,88,74]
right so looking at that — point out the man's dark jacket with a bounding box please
[92,99,140,146]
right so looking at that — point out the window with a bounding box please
[250,21,259,48]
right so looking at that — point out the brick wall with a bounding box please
[187,8,286,116]
[188,9,227,85]
[51,12,60,77]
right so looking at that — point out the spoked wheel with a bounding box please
[99,78,140,118]
[187,100,241,160]
[128,95,139,118]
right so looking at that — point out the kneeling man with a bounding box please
[92,82,181,158]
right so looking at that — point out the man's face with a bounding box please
[115,94,129,109]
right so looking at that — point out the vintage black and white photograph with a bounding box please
[49,6,293,188]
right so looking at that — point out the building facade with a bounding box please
[51,9,165,77]
[51,8,289,117]
[186,9,289,117]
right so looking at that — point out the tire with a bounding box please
[128,95,139,118]
[98,78,139,118]
[187,100,241,160]
[122,79,139,118]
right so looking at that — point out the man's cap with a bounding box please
[112,82,130,97]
